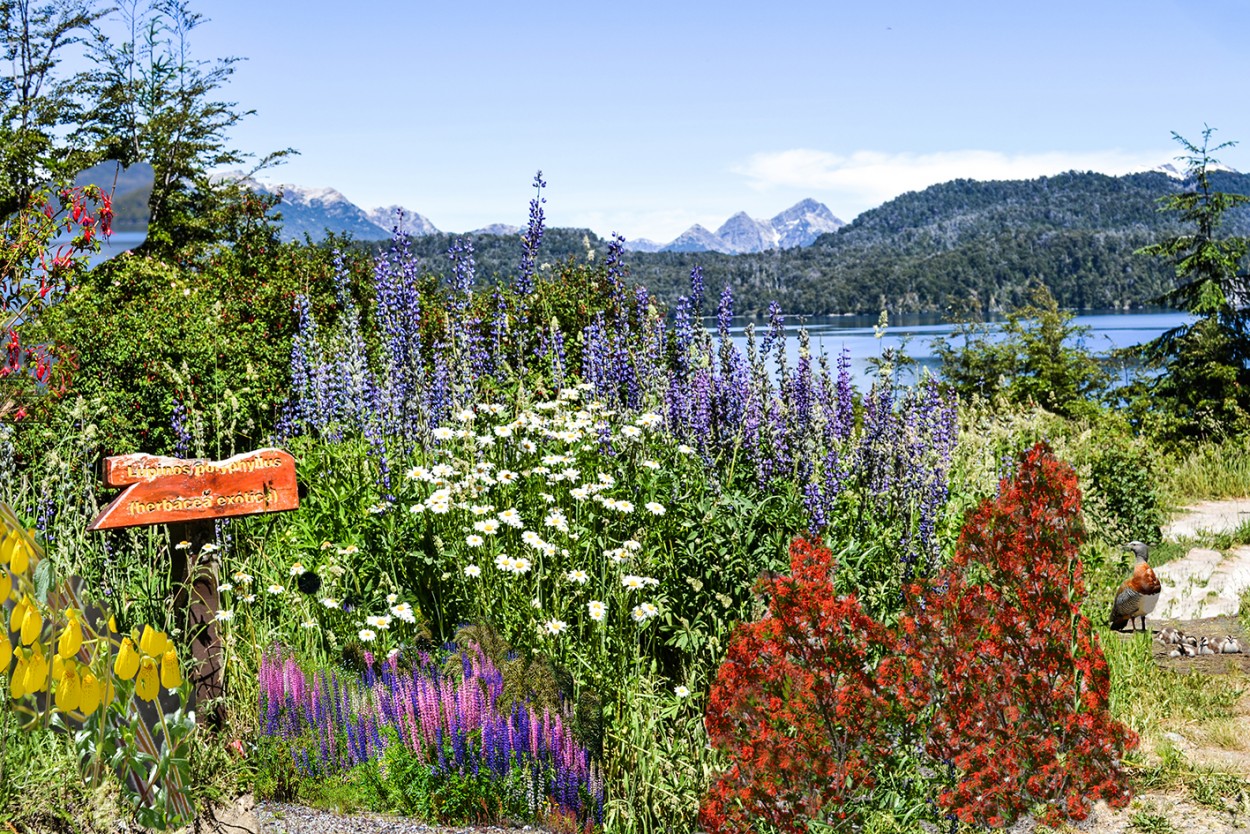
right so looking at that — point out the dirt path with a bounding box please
[1152,499,1250,620]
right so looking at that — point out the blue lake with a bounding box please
[714,309,1193,390]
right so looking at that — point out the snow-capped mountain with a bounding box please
[367,206,440,237]
[771,198,844,248]
[1153,161,1241,180]
[258,183,387,241]
[470,223,522,236]
[664,224,728,253]
[626,199,845,254]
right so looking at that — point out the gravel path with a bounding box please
[1155,499,1250,620]
[255,802,552,834]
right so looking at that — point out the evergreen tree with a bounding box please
[1131,128,1250,440]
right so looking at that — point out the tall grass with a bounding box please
[1162,438,1250,503]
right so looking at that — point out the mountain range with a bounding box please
[223,176,844,255]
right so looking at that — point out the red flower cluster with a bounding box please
[900,442,1136,827]
[700,537,896,833]
[701,443,1136,831]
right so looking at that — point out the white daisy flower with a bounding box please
[494,553,511,570]
[645,501,666,516]
[588,600,606,621]
[358,629,377,642]
[567,569,589,584]
[641,460,661,471]
[466,534,485,547]
[301,620,317,629]
[678,444,696,455]
[520,439,538,453]
[464,564,482,578]
[621,425,642,439]
[622,575,646,591]
[675,685,690,698]
[321,598,340,609]
[267,584,284,595]
[614,500,635,514]
[456,408,476,422]
[471,504,493,516]
[623,539,642,552]
[214,609,234,622]
[474,519,500,535]
[242,594,257,604]
[497,470,519,484]
[636,412,662,428]
[432,426,455,441]
[545,619,568,636]
[498,508,524,528]
[386,593,399,604]
[512,557,532,574]
[631,602,659,622]
[218,583,235,593]
[493,425,513,438]
[365,615,392,630]
[391,602,416,623]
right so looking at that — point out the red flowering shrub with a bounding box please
[701,444,1137,831]
[898,442,1137,827]
[699,537,897,833]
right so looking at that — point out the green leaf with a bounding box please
[32,558,55,603]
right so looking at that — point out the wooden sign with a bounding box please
[88,448,298,530]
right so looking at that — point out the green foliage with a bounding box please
[933,283,1111,418]
[1126,128,1250,442]
[0,0,108,217]
[18,229,367,458]
[81,0,293,255]
[1160,437,1250,501]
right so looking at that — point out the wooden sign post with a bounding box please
[89,448,298,725]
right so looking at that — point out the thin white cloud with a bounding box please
[733,148,1174,214]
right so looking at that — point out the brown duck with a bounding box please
[1110,541,1161,632]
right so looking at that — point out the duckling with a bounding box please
[1199,636,1218,656]
[1184,634,1199,647]
[1179,641,1198,657]
[1219,635,1243,654]
[1169,646,1183,658]
[1157,626,1180,645]
[1110,542,1161,632]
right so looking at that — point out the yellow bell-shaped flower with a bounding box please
[51,652,65,681]
[10,648,28,699]
[0,530,14,564]
[19,601,42,646]
[9,594,27,633]
[160,648,181,689]
[114,637,140,681]
[58,611,83,658]
[9,536,29,576]
[0,568,10,603]
[135,656,159,702]
[78,672,101,717]
[0,631,11,673]
[23,643,47,693]
[139,625,168,658]
[55,664,81,712]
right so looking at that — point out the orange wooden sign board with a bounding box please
[88,448,299,530]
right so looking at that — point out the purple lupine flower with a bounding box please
[689,265,705,316]
[516,171,546,295]
[448,236,475,311]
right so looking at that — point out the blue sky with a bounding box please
[181,0,1250,241]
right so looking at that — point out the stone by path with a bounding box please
[1153,499,1250,621]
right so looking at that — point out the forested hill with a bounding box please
[628,169,1250,316]
[365,169,1250,317]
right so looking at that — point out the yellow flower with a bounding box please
[55,664,80,712]
[9,536,29,575]
[0,568,10,603]
[160,648,181,689]
[51,652,65,682]
[114,637,140,681]
[10,648,27,699]
[108,614,117,634]
[0,530,13,565]
[9,594,26,633]
[19,600,42,646]
[139,625,168,658]
[135,656,159,702]
[0,631,10,673]
[79,672,101,717]
[23,643,47,693]
[58,611,84,658]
